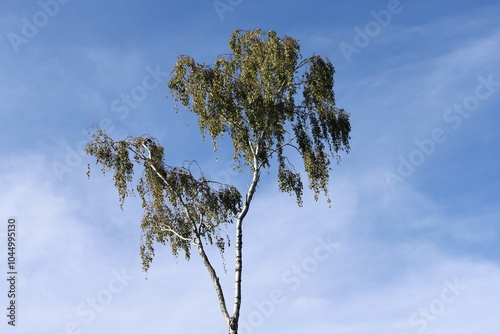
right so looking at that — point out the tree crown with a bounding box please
[86,28,351,271]
[168,28,350,205]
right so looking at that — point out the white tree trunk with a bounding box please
[230,150,261,333]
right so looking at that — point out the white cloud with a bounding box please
[1,2,499,332]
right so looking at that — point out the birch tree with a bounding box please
[86,28,351,334]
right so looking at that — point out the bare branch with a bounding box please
[159,227,196,244]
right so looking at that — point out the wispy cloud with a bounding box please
[1,1,499,333]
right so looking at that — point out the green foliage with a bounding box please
[86,28,351,275]
[168,28,350,205]
[86,128,242,271]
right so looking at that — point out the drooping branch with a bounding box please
[86,129,243,325]
[140,149,233,324]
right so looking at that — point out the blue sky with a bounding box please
[1,0,499,333]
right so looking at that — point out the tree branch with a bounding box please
[141,154,232,325]
[159,226,196,244]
